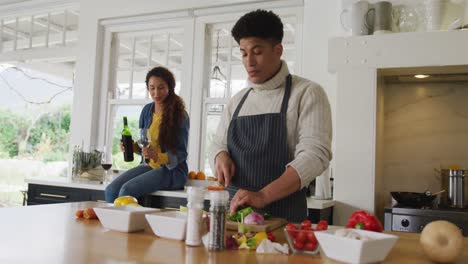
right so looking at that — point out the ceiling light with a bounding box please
[414,74,430,79]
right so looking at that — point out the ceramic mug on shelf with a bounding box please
[367,1,394,35]
[340,0,372,36]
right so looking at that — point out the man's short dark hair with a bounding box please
[231,9,283,45]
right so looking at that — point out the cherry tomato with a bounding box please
[306,231,318,244]
[293,239,304,250]
[304,242,318,251]
[285,223,297,231]
[296,231,306,243]
[316,220,329,231]
[301,220,312,230]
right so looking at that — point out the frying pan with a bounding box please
[391,191,437,207]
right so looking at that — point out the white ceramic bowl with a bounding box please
[145,211,187,240]
[315,229,399,264]
[94,206,160,232]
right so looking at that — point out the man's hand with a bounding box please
[142,147,157,162]
[215,151,236,187]
[229,189,269,214]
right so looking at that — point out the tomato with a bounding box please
[285,223,297,231]
[301,220,312,230]
[296,231,306,243]
[316,220,329,231]
[306,231,318,244]
[293,239,304,250]
[304,242,318,251]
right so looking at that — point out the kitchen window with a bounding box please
[100,17,194,170]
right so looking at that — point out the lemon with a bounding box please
[113,196,138,206]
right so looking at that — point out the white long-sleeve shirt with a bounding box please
[209,62,332,189]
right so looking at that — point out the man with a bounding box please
[209,9,332,222]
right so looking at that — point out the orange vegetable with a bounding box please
[196,171,206,180]
[188,171,197,180]
[83,208,98,219]
[207,185,225,191]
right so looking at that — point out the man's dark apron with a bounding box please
[226,74,307,222]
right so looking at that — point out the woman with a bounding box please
[105,66,189,203]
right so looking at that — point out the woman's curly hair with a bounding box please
[145,67,186,151]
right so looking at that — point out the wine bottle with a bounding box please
[122,116,134,162]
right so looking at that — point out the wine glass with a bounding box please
[101,148,113,184]
[137,128,151,165]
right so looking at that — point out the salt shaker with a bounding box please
[185,187,205,246]
[208,190,229,251]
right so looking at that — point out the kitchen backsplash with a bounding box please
[379,80,468,204]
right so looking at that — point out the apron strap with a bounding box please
[232,88,253,119]
[280,74,292,115]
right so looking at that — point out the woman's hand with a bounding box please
[142,147,158,162]
[215,151,236,187]
[119,140,125,152]
[229,189,268,214]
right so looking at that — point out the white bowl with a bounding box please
[315,229,399,264]
[94,206,160,232]
[145,211,187,240]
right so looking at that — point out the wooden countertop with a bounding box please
[1,202,467,264]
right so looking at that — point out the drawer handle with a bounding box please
[39,193,68,199]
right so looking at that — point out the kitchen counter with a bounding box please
[1,202,467,263]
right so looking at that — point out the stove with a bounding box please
[384,205,468,236]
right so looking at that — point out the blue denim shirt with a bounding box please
[139,102,189,171]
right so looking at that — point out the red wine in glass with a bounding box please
[101,163,112,171]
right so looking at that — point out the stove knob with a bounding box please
[401,219,410,227]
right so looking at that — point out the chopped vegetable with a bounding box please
[228,207,254,222]
[267,232,276,242]
[247,237,257,249]
[244,212,265,225]
[225,235,238,250]
[346,210,383,232]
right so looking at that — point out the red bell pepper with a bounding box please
[346,210,383,232]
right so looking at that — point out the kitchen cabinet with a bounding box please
[27,183,105,205]
[26,180,334,223]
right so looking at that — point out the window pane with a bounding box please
[134,36,150,68]
[230,64,247,96]
[110,105,144,170]
[16,16,32,50]
[0,62,74,206]
[132,70,147,99]
[209,64,228,98]
[66,9,79,44]
[168,32,183,69]
[203,104,225,176]
[116,70,131,99]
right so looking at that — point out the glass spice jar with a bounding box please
[208,190,229,251]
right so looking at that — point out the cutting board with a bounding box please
[226,218,287,232]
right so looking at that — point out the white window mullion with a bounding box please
[29,15,34,49]
[14,17,18,50]
[0,19,3,53]
[62,10,68,46]
[128,37,136,99]
[226,34,233,98]
[164,33,170,66]
[45,13,50,47]
[146,35,153,99]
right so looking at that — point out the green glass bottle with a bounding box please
[122,116,134,162]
